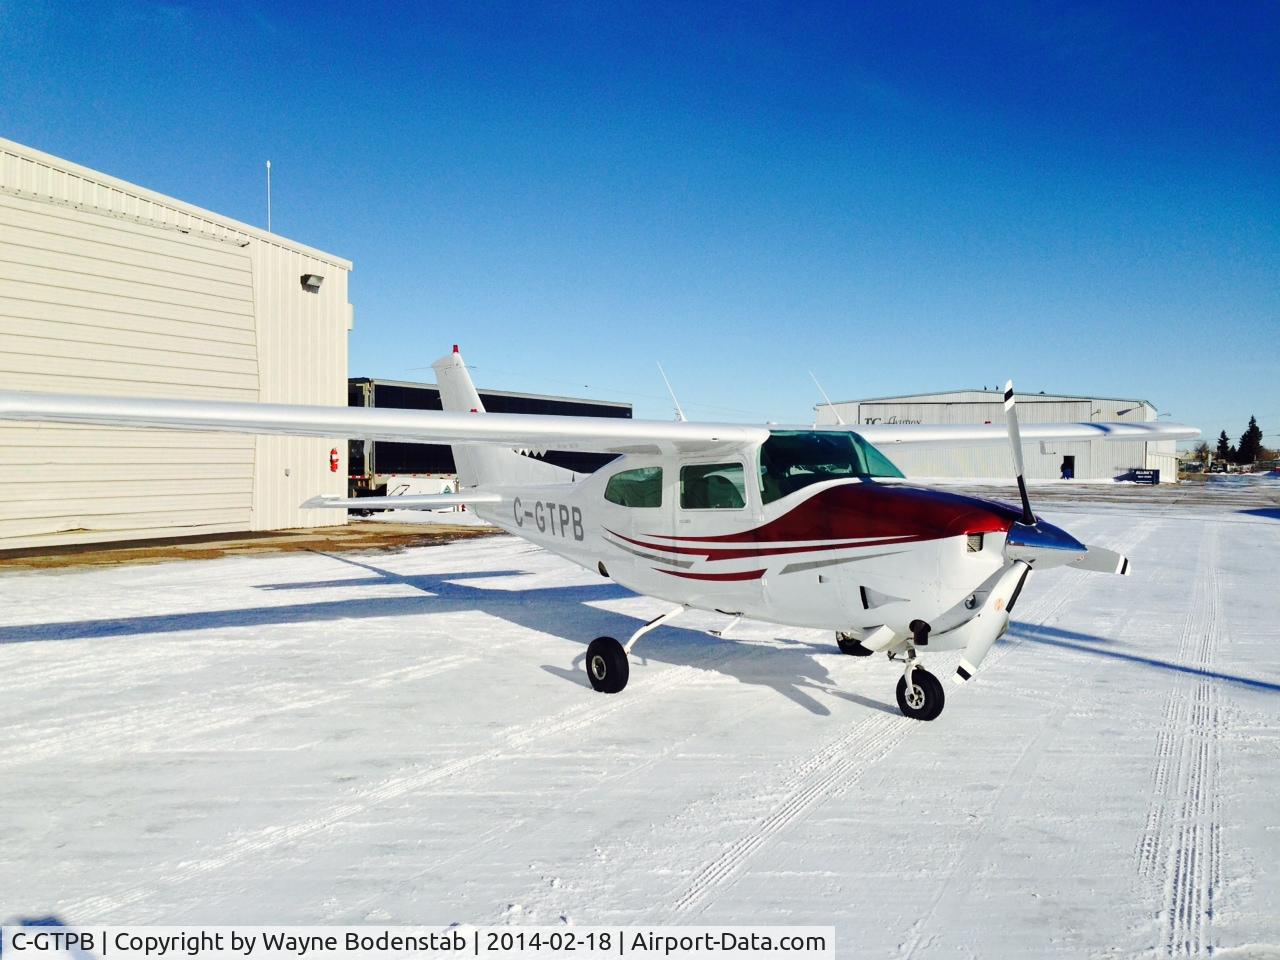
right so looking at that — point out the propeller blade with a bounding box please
[1003,380,1035,525]
[954,560,1032,683]
[1068,545,1132,575]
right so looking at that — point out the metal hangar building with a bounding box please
[0,137,353,551]
[816,389,1179,483]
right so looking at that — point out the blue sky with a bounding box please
[2,1,1276,446]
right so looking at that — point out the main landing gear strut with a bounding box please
[585,605,685,694]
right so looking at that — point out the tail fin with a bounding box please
[431,346,575,489]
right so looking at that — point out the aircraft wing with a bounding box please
[0,391,767,456]
[0,391,1197,455]
[857,421,1200,448]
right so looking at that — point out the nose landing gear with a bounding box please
[894,631,945,721]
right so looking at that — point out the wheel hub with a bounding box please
[905,684,925,709]
[590,655,607,680]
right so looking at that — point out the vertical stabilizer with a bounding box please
[431,347,574,488]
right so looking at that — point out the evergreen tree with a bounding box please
[1237,416,1263,464]
[1216,430,1231,460]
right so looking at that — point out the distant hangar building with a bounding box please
[0,137,353,551]
[816,389,1179,482]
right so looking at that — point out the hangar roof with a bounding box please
[830,389,1157,411]
[0,136,351,270]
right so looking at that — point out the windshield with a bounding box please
[759,430,904,504]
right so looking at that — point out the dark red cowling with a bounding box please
[663,483,1021,545]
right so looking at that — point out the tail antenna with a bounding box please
[657,362,687,422]
[809,371,845,425]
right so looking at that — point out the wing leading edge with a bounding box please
[0,390,767,456]
[0,391,1197,455]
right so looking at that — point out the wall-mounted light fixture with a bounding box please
[301,273,324,292]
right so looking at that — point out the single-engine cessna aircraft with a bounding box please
[0,349,1198,720]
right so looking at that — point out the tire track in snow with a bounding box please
[669,712,911,916]
[1132,522,1223,958]
[60,632,765,921]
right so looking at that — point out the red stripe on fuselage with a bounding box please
[656,568,767,581]
[647,482,1019,545]
[607,528,921,562]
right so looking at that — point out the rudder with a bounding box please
[431,347,574,489]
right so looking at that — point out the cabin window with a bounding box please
[603,466,663,507]
[680,463,747,509]
[759,430,904,504]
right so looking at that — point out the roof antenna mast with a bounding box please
[265,160,272,233]
[809,371,845,425]
[656,362,687,422]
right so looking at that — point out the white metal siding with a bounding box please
[0,137,351,549]
[249,242,348,531]
[0,193,260,546]
[819,391,1163,481]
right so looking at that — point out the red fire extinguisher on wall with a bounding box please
[329,448,340,473]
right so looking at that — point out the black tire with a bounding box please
[585,636,629,694]
[836,632,875,656]
[895,668,945,721]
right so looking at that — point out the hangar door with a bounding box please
[0,192,260,549]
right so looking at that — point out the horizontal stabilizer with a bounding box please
[302,493,503,511]
[1068,546,1131,575]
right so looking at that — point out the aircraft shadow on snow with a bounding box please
[3,553,1275,702]
[1009,621,1280,694]
[1238,507,1280,520]
[0,552,897,717]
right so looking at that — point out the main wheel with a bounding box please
[836,632,875,656]
[895,668,945,721]
[585,636,630,694]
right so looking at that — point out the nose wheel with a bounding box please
[896,666,945,721]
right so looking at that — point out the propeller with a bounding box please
[953,380,1129,687]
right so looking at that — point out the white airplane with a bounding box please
[0,348,1198,720]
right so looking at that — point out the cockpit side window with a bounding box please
[680,463,747,509]
[855,435,904,479]
[759,430,904,503]
[603,466,663,507]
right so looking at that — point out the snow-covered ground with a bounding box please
[2,491,1278,957]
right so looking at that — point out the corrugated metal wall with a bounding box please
[249,243,348,531]
[818,391,1162,481]
[0,137,351,549]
